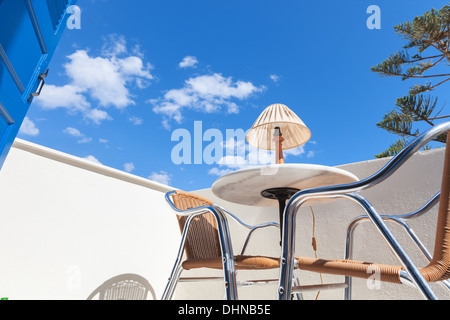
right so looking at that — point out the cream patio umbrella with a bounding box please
[246,103,311,164]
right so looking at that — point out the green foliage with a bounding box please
[375,138,410,159]
[371,51,409,77]
[375,137,436,159]
[394,5,450,51]
[395,95,437,122]
[372,4,450,158]
[376,110,415,137]
[409,83,432,95]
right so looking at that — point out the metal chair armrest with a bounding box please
[216,204,279,230]
[346,191,440,253]
[394,191,441,221]
[345,191,440,263]
[215,204,280,255]
[165,190,215,217]
[239,223,280,255]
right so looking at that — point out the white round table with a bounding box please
[212,163,359,241]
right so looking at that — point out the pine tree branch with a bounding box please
[434,132,448,143]
[432,101,446,119]
[405,53,444,63]
[375,138,409,159]
[427,114,450,121]
[409,83,432,95]
[396,95,435,126]
[376,110,417,137]
[371,52,449,79]
[428,76,450,90]
[375,136,445,158]
[404,73,450,78]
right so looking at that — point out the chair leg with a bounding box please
[343,275,352,300]
[291,270,303,300]
[440,280,450,293]
[221,255,238,300]
[214,207,238,300]
[343,216,359,300]
[162,265,183,300]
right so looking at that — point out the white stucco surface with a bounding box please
[0,139,180,300]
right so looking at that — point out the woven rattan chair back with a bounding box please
[422,134,450,282]
[87,274,156,300]
[170,191,222,261]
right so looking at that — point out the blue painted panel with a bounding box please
[0,1,46,99]
[0,0,77,168]
[0,102,13,149]
[46,0,70,30]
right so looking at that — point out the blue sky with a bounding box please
[18,0,450,191]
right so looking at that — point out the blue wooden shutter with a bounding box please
[0,0,76,168]
[46,0,70,30]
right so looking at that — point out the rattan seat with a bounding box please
[182,255,281,271]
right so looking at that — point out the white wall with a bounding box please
[0,138,447,300]
[0,139,181,300]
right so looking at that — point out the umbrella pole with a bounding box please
[273,127,285,164]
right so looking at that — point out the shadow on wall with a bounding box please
[87,273,156,300]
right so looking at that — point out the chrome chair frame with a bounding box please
[344,192,450,299]
[162,191,281,300]
[278,121,450,300]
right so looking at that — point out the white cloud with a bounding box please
[208,167,233,176]
[148,171,172,186]
[208,139,312,177]
[38,84,90,112]
[187,73,260,100]
[227,102,239,114]
[269,74,281,83]
[102,34,128,57]
[208,138,274,176]
[128,116,143,125]
[78,137,92,144]
[19,117,39,136]
[36,34,153,124]
[63,127,92,144]
[123,162,135,173]
[117,56,154,88]
[283,146,305,157]
[151,73,264,128]
[179,56,198,68]
[64,50,142,109]
[85,108,113,124]
[83,155,102,165]
[63,127,82,137]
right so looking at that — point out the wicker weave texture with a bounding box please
[421,133,450,282]
[171,191,222,261]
